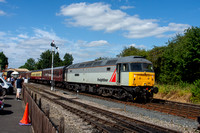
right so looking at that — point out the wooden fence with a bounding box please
[22,86,58,133]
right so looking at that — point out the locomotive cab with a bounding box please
[116,58,158,102]
[116,62,155,86]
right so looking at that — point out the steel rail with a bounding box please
[25,83,180,133]
[26,85,149,133]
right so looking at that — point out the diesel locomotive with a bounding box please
[22,56,158,102]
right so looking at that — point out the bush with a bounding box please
[190,79,200,103]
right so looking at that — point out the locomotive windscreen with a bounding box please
[130,63,153,72]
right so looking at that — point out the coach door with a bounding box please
[116,64,121,85]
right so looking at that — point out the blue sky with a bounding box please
[0,0,199,68]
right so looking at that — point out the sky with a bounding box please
[0,0,199,68]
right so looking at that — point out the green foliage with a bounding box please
[147,27,200,84]
[156,83,192,96]
[62,53,73,67]
[36,50,64,69]
[147,46,166,80]
[54,52,63,67]
[20,50,73,69]
[95,57,108,61]
[190,79,200,103]
[37,50,52,69]
[117,46,148,58]
[19,58,36,70]
[0,52,8,70]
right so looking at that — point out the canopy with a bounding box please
[11,71,19,75]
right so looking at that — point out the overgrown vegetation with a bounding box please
[190,80,200,103]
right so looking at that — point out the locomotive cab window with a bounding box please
[143,63,153,72]
[130,63,142,72]
[122,63,129,72]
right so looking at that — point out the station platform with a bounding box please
[0,94,32,133]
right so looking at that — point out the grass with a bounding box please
[155,82,200,104]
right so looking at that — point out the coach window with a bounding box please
[122,63,129,72]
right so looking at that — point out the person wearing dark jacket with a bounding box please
[16,75,23,100]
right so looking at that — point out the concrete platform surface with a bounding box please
[0,94,32,133]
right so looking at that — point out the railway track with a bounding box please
[25,83,180,133]
[75,90,200,120]
[27,82,200,120]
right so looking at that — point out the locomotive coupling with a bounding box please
[151,87,158,94]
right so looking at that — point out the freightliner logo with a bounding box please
[97,78,108,82]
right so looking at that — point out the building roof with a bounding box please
[5,68,29,72]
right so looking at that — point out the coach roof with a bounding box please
[67,56,152,69]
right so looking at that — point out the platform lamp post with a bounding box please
[50,40,58,91]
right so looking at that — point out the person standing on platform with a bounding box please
[16,75,23,101]
[11,76,15,86]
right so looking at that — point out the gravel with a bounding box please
[28,83,200,133]
[68,91,199,133]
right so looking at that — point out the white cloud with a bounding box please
[18,34,29,39]
[86,40,109,47]
[0,31,6,37]
[0,29,70,68]
[0,0,6,3]
[120,5,135,10]
[0,10,6,16]
[57,2,190,38]
[0,28,114,68]
[130,43,147,49]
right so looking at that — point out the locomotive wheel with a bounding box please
[97,88,103,95]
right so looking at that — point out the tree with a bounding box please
[54,52,63,67]
[36,50,63,69]
[95,57,108,61]
[62,53,73,67]
[147,46,166,81]
[19,58,36,70]
[178,27,200,82]
[159,27,200,83]
[117,46,148,58]
[36,50,52,69]
[0,52,8,71]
